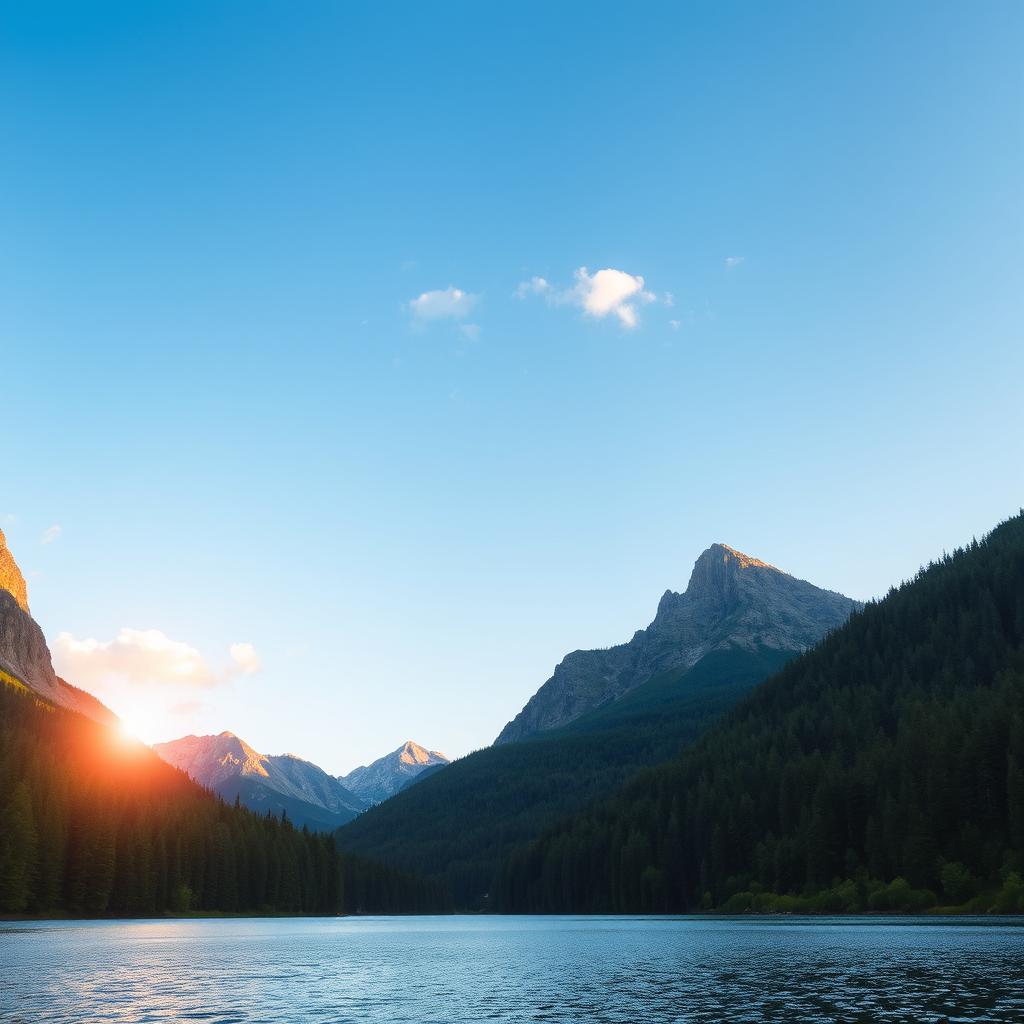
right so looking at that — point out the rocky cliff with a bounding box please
[495,543,860,744]
[0,531,115,723]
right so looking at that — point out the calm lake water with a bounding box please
[2,916,1023,1023]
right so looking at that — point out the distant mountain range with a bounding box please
[340,741,449,805]
[497,543,860,743]
[152,733,449,829]
[338,542,861,906]
[153,732,367,830]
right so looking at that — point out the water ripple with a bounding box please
[2,916,1023,1023]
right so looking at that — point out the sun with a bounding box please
[116,716,145,743]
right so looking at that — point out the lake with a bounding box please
[2,916,1023,1023]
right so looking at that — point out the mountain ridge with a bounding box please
[153,731,367,830]
[496,542,860,744]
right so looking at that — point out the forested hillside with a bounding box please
[0,682,449,916]
[497,513,1024,914]
[336,647,792,907]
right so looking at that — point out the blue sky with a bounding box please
[2,1,1021,772]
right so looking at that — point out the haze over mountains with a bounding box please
[497,543,860,743]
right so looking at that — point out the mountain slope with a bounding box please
[338,543,858,907]
[340,740,450,805]
[153,732,366,830]
[0,530,115,724]
[496,543,859,743]
[0,679,448,915]
[496,512,1024,914]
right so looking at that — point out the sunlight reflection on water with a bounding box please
[2,916,1024,1023]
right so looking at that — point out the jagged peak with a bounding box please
[684,542,784,596]
[703,542,778,572]
[397,739,447,765]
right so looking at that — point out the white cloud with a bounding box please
[669,319,681,330]
[515,276,551,299]
[41,524,62,545]
[459,323,481,341]
[724,256,745,268]
[571,267,656,329]
[54,628,260,690]
[408,286,476,321]
[518,267,657,329]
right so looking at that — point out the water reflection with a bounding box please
[2,916,1023,1023]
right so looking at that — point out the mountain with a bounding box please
[340,741,450,805]
[496,543,859,743]
[0,529,115,724]
[0,678,448,915]
[337,543,859,907]
[153,732,366,831]
[496,512,1024,915]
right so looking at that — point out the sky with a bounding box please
[1,1,1021,774]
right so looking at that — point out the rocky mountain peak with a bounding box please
[0,527,30,614]
[153,731,366,829]
[340,740,451,805]
[398,739,447,767]
[496,542,861,744]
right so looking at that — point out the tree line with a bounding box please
[496,512,1024,914]
[0,682,450,916]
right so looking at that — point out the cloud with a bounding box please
[663,291,675,307]
[41,524,62,545]
[54,628,260,690]
[519,267,656,329]
[408,286,476,321]
[724,256,745,268]
[228,642,261,676]
[459,323,481,342]
[669,319,681,330]
[571,267,656,329]
[515,276,551,299]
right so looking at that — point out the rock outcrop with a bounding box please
[0,528,29,613]
[495,543,860,744]
[340,740,450,805]
[0,531,116,723]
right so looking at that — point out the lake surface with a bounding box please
[2,916,1023,1023]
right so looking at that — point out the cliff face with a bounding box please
[0,530,116,724]
[495,544,861,744]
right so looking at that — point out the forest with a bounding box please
[0,680,450,916]
[495,512,1024,914]
[336,647,791,907]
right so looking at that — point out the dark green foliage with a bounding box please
[0,684,449,916]
[337,647,792,908]
[497,512,1024,913]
